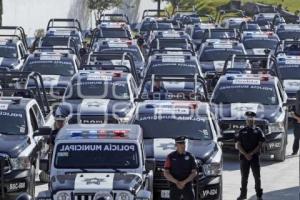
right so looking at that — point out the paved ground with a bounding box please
[35,129,299,200]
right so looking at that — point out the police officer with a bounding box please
[164,136,197,200]
[291,111,300,155]
[51,115,67,144]
[236,111,265,200]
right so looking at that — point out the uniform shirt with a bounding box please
[236,126,265,160]
[164,151,197,182]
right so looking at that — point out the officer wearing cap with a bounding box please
[50,115,66,144]
[163,136,197,200]
[236,111,265,200]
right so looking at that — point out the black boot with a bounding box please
[256,189,263,200]
[237,188,247,200]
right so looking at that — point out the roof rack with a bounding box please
[216,9,246,24]
[35,36,79,58]
[84,52,139,84]
[0,71,50,117]
[142,9,169,19]
[89,28,131,52]
[81,64,131,73]
[149,38,195,56]
[0,26,28,49]
[202,28,239,42]
[98,13,130,25]
[222,54,278,77]
[138,74,208,102]
[148,49,195,57]
[33,47,76,55]
[47,18,82,32]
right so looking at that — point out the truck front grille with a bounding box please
[74,193,95,200]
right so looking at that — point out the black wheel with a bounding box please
[26,165,35,197]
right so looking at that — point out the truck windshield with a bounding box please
[0,110,27,135]
[55,143,139,169]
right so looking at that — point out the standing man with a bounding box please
[291,111,300,155]
[236,111,265,200]
[164,136,198,200]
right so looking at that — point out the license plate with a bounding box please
[7,182,26,192]
[161,190,170,198]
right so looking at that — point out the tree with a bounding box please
[164,0,196,15]
[167,0,182,15]
[87,0,122,19]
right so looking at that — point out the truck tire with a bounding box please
[26,165,35,197]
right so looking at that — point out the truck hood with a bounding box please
[0,57,19,69]
[211,103,283,123]
[0,134,30,157]
[52,173,142,193]
[57,99,134,118]
[144,138,217,162]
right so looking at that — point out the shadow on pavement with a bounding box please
[248,186,299,200]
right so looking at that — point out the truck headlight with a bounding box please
[10,157,31,170]
[56,192,71,200]
[268,122,285,133]
[203,162,222,176]
[116,192,131,200]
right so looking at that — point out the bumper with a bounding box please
[154,176,222,200]
[0,170,31,199]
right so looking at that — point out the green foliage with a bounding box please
[166,0,300,16]
[87,0,122,14]
[243,0,300,13]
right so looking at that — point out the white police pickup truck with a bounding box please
[36,124,153,200]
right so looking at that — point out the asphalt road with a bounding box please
[35,129,300,200]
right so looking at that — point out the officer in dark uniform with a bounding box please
[236,111,265,200]
[50,115,66,145]
[164,136,198,200]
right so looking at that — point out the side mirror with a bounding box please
[40,159,49,172]
[16,193,33,200]
[145,158,156,172]
[136,190,152,200]
[34,127,52,137]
